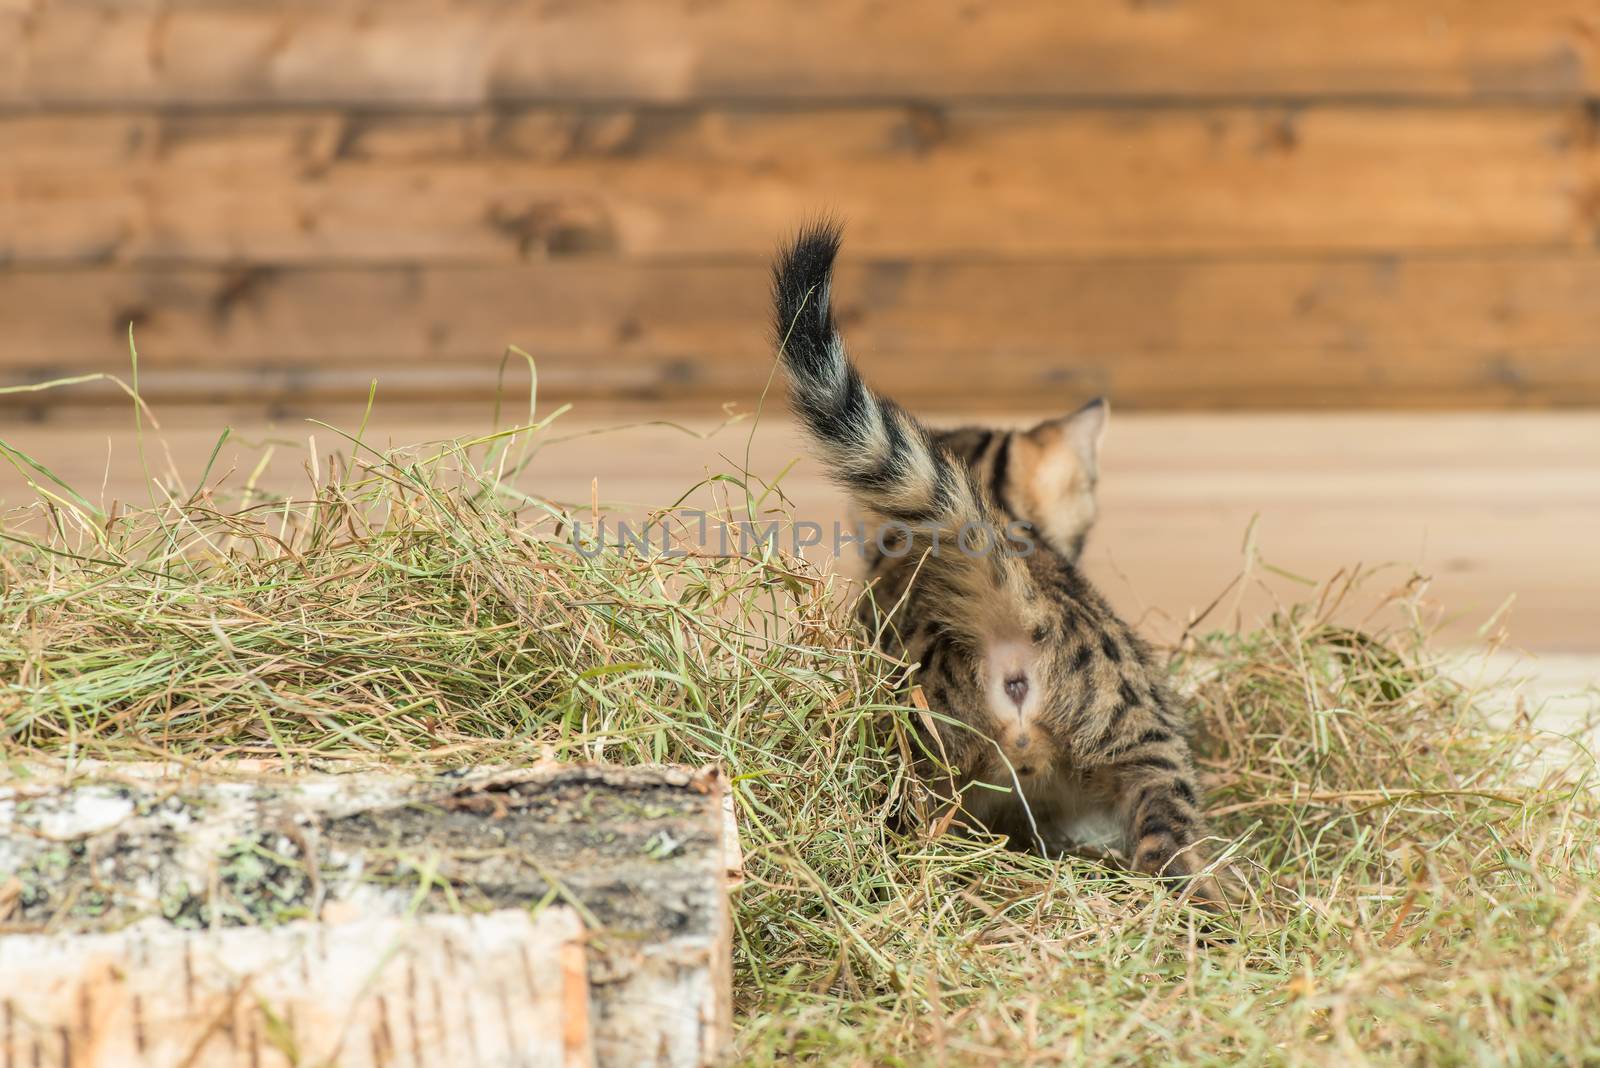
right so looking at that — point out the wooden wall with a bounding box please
[5,0,1600,415]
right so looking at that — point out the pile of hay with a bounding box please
[2,400,1596,1065]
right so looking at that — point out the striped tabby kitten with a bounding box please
[774,223,1221,905]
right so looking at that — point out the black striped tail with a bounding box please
[772,221,984,531]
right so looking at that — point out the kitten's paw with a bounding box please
[1133,839,1230,913]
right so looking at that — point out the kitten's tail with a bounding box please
[772,220,983,531]
[772,221,1031,614]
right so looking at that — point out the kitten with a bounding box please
[773,222,1221,906]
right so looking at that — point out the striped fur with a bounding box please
[932,401,1106,565]
[774,222,1222,906]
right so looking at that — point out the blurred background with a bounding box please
[2,1,1598,663]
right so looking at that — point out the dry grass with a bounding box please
[2,380,1597,1065]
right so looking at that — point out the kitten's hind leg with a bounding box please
[1111,759,1224,910]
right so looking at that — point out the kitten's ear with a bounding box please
[1025,396,1108,479]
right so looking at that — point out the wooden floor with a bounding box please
[3,404,1598,654]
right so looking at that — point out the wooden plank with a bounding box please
[3,1,1597,106]
[6,105,1598,266]
[6,255,1600,410]
[0,763,736,1068]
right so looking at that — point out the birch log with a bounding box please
[0,762,737,1068]
[0,909,593,1068]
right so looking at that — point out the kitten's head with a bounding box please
[934,397,1108,564]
